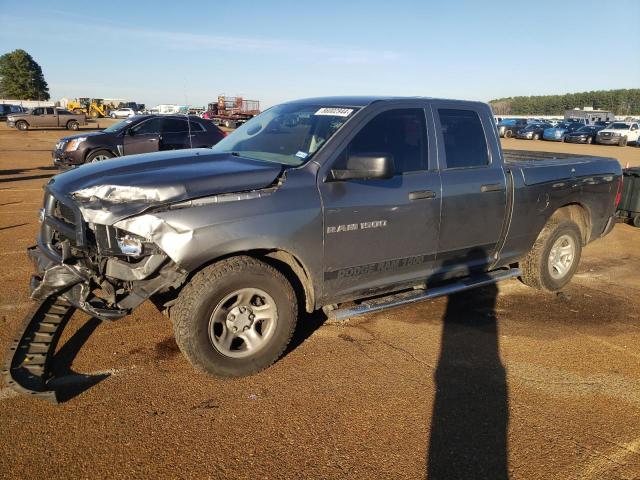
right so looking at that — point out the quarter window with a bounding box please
[438,108,489,169]
[338,108,427,174]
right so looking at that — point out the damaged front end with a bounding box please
[29,187,188,320]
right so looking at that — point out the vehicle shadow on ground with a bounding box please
[47,317,110,403]
[0,166,58,175]
[426,252,509,479]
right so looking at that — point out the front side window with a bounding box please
[210,103,357,166]
[131,117,162,135]
[335,108,427,174]
[438,108,489,169]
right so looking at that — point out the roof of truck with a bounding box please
[285,96,419,107]
[284,96,489,109]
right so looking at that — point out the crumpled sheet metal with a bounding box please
[73,184,185,225]
[114,214,194,265]
[31,263,92,301]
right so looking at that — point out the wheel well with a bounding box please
[189,250,315,314]
[85,148,115,161]
[550,203,591,244]
[16,119,28,125]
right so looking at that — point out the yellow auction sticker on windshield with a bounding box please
[314,108,353,117]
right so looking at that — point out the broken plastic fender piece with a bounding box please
[113,214,194,265]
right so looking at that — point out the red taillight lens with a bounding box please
[615,176,623,208]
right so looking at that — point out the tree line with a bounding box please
[490,89,640,116]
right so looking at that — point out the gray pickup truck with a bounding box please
[4,96,623,401]
[6,107,87,131]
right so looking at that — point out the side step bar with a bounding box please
[326,268,521,322]
[2,296,75,403]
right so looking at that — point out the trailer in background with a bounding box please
[203,95,260,128]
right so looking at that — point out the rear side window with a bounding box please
[162,118,189,133]
[340,108,427,174]
[438,109,489,169]
[189,120,205,132]
[46,107,55,114]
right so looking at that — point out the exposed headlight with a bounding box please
[65,137,87,151]
[116,234,143,256]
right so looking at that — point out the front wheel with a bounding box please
[172,256,298,377]
[67,121,79,131]
[16,120,28,131]
[110,113,116,118]
[520,219,582,292]
[86,150,114,163]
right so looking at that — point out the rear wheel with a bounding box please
[16,120,28,131]
[172,256,298,377]
[86,150,114,163]
[110,113,116,118]
[520,219,582,292]
[66,120,79,131]
[504,130,513,138]
[533,133,540,140]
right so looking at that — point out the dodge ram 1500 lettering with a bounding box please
[3,96,623,402]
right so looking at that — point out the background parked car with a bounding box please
[0,104,26,121]
[564,125,605,144]
[52,115,227,167]
[497,118,528,138]
[595,122,639,147]
[6,107,87,131]
[542,121,583,141]
[110,107,136,118]
[515,122,552,140]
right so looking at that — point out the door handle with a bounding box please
[480,183,505,193]
[409,190,436,200]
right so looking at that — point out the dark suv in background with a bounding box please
[52,115,227,167]
[0,103,26,121]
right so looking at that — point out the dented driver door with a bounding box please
[319,105,441,302]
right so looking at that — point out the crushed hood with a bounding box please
[47,149,283,224]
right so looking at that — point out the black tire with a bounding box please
[520,219,582,292]
[172,256,298,377]
[619,136,627,147]
[504,130,513,138]
[633,215,640,228]
[16,120,28,131]
[110,113,116,118]
[86,150,114,163]
[586,136,593,144]
[533,133,540,140]
[66,120,79,131]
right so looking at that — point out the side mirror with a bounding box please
[330,153,395,181]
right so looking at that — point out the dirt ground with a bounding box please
[0,122,639,479]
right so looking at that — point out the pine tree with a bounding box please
[0,49,50,100]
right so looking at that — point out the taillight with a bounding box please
[615,175,623,208]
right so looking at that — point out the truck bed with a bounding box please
[503,149,620,186]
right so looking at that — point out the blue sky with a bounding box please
[1,0,638,108]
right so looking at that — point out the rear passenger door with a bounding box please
[160,117,191,150]
[431,103,507,275]
[42,107,58,127]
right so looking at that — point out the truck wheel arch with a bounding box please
[190,249,315,314]
[550,203,591,245]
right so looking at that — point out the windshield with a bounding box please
[608,123,629,130]
[210,104,358,166]
[102,117,137,133]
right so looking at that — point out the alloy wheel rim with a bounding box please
[548,234,576,280]
[208,288,278,358]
